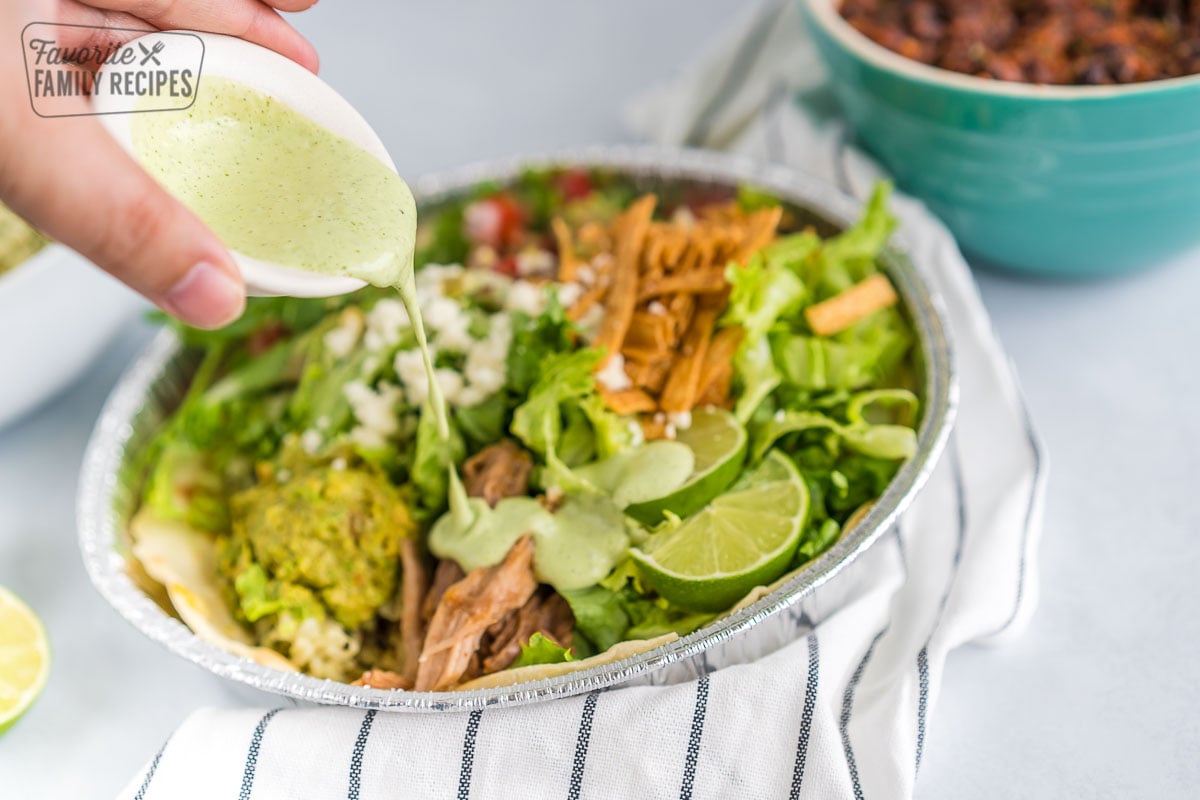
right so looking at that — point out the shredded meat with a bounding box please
[422,558,466,623]
[461,440,533,507]
[415,536,538,691]
[353,669,412,690]
[397,539,429,683]
[479,590,575,674]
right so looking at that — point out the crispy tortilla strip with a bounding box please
[552,218,578,282]
[595,195,656,357]
[735,207,784,262]
[659,308,720,412]
[695,326,744,407]
[665,293,695,342]
[634,358,674,396]
[354,669,412,690]
[805,273,898,337]
[695,366,733,408]
[398,539,428,684]
[456,633,679,691]
[416,536,538,691]
[640,417,671,441]
[636,268,729,302]
[576,221,611,255]
[567,283,606,322]
[130,511,296,672]
[601,387,658,415]
[624,311,673,352]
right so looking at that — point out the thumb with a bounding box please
[0,112,246,330]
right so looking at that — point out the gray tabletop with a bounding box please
[2,2,1198,797]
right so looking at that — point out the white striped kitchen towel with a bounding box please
[121,2,1046,797]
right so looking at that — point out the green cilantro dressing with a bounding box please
[132,76,448,437]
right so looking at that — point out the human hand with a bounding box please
[0,0,320,329]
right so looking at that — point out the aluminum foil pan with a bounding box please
[78,146,956,712]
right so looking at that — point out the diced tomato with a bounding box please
[493,255,519,278]
[556,169,593,200]
[465,194,526,248]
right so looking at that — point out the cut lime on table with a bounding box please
[632,451,809,613]
[625,407,748,525]
[0,586,49,735]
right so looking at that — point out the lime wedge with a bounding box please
[0,586,50,735]
[631,451,809,612]
[625,407,748,525]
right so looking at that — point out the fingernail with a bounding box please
[162,261,245,329]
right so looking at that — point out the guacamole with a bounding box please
[221,466,415,634]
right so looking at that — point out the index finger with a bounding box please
[81,0,319,72]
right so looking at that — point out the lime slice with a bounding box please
[631,451,809,612]
[0,586,50,735]
[625,407,748,525]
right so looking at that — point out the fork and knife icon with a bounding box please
[137,40,165,66]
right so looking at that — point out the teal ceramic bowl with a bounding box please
[799,0,1200,277]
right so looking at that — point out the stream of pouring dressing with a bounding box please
[133,77,467,508]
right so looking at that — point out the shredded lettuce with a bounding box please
[561,579,714,653]
[411,402,467,513]
[506,298,575,397]
[511,348,603,458]
[813,183,897,298]
[511,632,576,669]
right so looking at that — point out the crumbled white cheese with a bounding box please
[774,409,786,422]
[435,309,475,353]
[466,361,505,395]
[434,368,465,406]
[648,300,667,316]
[421,295,461,333]
[394,349,432,406]
[671,206,697,228]
[349,426,387,451]
[516,248,556,277]
[331,457,348,471]
[300,430,323,455]
[504,281,547,316]
[595,354,632,392]
[343,380,403,438]
[667,410,693,431]
[275,469,292,483]
[576,264,596,286]
[457,385,488,408]
[577,304,604,343]
[316,415,331,431]
[323,310,364,358]
[555,282,584,309]
[364,299,410,351]
[416,264,464,292]
[664,423,678,440]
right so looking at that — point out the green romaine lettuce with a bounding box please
[511,632,576,669]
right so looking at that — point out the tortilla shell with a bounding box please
[456,633,678,690]
[130,510,296,672]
